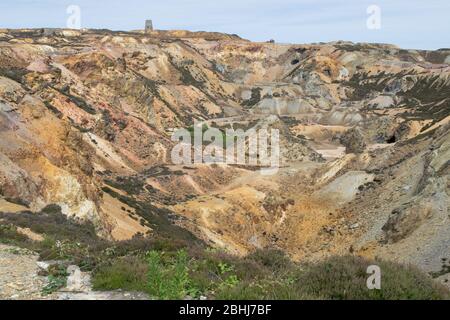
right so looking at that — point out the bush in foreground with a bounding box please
[294,256,449,300]
[1,208,448,300]
[92,250,449,300]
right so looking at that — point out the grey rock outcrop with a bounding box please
[340,127,367,154]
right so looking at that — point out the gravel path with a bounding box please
[0,244,150,300]
[0,244,49,300]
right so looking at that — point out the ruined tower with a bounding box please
[145,20,153,33]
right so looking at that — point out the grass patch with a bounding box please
[2,206,448,300]
[0,224,30,245]
[146,250,199,299]
[344,71,391,101]
[91,248,449,300]
[294,256,448,300]
[104,176,145,195]
[92,255,148,292]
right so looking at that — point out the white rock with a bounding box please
[444,55,450,64]
[36,261,50,271]
[65,265,91,292]
[368,95,395,109]
[0,102,16,112]
[350,223,360,230]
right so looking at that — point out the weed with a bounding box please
[92,255,148,292]
[42,275,67,296]
[146,250,198,299]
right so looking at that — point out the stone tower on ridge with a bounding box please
[145,20,153,33]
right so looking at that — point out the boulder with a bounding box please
[340,127,367,154]
[382,202,434,244]
[65,265,91,292]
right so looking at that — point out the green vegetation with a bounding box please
[187,123,210,138]
[345,70,450,130]
[146,250,195,299]
[55,86,97,115]
[0,67,29,83]
[41,264,69,295]
[0,224,29,245]
[91,255,148,292]
[91,249,449,300]
[42,276,67,296]
[104,176,145,195]
[419,50,450,64]
[345,71,391,101]
[398,75,450,128]
[430,258,450,279]
[242,87,262,108]
[92,249,242,299]
[101,186,200,244]
[186,123,239,150]
[294,256,448,300]
[0,203,202,269]
[335,43,378,53]
[1,206,448,300]
[43,101,63,118]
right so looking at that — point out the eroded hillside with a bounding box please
[0,28,449,289]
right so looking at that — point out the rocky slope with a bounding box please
[0,28,449,289]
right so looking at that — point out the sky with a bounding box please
[0,0,449,50]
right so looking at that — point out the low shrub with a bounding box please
[3,206,448,300]
[294,255,449,300]
[92,255,148,292]
[41,264,69,296]
[146,250,197,299]
[0,224,30,245]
